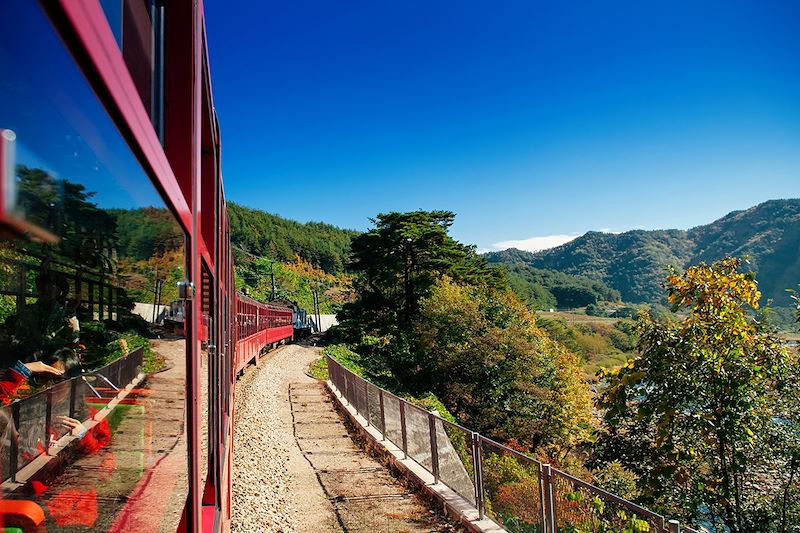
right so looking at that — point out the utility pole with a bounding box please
[154,279,164,323]
[152,262,161,323]
[313,284,322,333]
[311,288,317,332]
[270,263,276,301]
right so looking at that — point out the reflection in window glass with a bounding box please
[0,1,187,530]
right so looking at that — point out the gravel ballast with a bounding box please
[231,344,335,532]
[231,342,458,532]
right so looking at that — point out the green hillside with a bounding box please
[228,203,357,274]
[501,262,621,309]
[687,199,800,308]
[110,204,357,311]
[487,199,800,307]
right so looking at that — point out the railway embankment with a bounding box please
[232,342,456,532]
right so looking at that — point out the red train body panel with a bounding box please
[234,293,294,374]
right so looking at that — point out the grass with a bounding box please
[102,333,166,373]
[308,356,328,380]
[322,344,367,376]
[538,310,637,380]
[583,352,630,378]
[545,310,621,324]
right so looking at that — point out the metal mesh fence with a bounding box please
[326,355,693,533]
[49,380,72,440]
[481,436,544,531]
[403,403,433,472]
[551,468,667,533]
[16,392,46,471]
[382,392,403,447]
[439,419,476,506]
[366,383,383,432]
[3,347,145,482]
[71,378,91,422]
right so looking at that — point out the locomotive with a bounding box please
[0,0,281,531]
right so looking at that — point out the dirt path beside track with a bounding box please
[232,342,458,532]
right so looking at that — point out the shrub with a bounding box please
[592,462,639,501]
[307,357,328,380]
[322,344,365,376]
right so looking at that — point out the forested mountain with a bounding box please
[687,200,800,309]
[487,199,800,306]
[112,203,356,274]
[502,262,621,309]
[110,204,358,309]
[110,207,184,260]
[227,203,357,274]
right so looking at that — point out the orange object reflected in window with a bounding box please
[48,488,98,527]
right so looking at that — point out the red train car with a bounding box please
[0,1,256,531]
[234,293,293,375]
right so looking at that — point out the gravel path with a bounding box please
[232,343,333,532]
[231,342,458,533]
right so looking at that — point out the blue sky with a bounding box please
[205,1,800,252]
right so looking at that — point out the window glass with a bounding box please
[0,1,187,530]
[100,0,164,138]
[201,265,211,491]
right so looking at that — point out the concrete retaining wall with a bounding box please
[311,314,338,333]
[131,303,169,324]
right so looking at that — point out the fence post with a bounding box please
[69,378,78,419]
[378,389,386,440]
[399,400,408,459]
[542,464,556,533]
[363,380,370,426]
[668,520,680,533]
[538,462,547,529]
[45,390,53,455]
[344,371,351,407]
[10,402,20,483]
[428,412,439,483]
[472,433,485,520]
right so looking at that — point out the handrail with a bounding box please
[4,347,145,482]
[326,355,695,533]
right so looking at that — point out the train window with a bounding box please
[100,0,165,140]
[0,2,187,530]
[200,264,212,493]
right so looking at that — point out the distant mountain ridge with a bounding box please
[486,199,800,305]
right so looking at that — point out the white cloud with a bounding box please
[490,234,579,253]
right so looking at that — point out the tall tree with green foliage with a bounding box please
[597,257,800,532]
[337,210,503,385]
[337,210,592,454]
[17,166,118,270]
[343,210,500,328]
[416,277,591,452]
